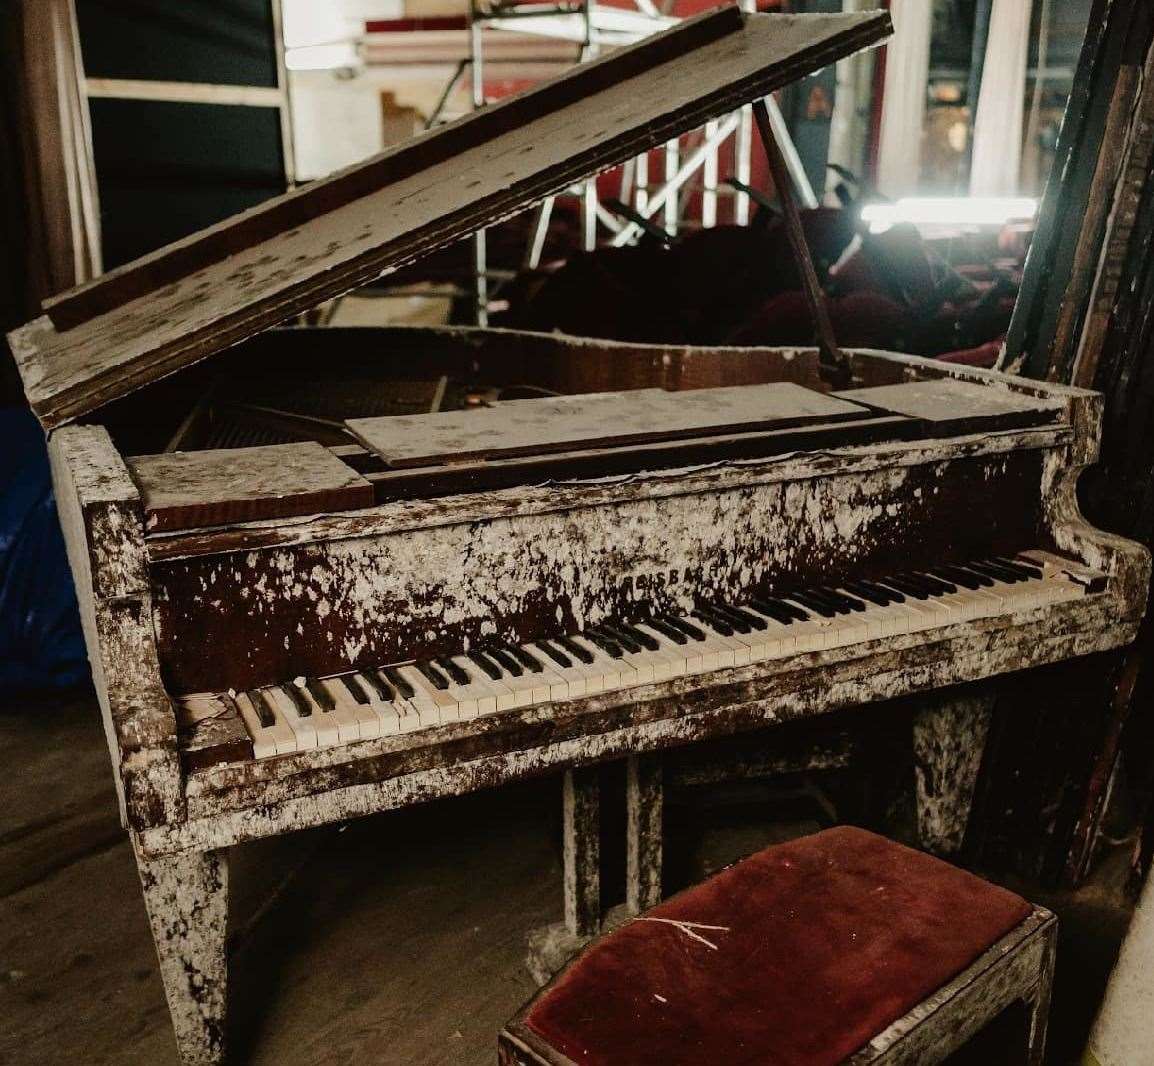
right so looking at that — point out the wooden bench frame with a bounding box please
[500,905,1058,1065]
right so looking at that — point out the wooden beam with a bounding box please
[752,97,849,384]
[84,78,285,107]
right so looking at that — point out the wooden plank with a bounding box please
[835,379,1063,434]
[8,10,891,429]
[347,383,873,468]
[128,441,374,532]
[360,415,916,502]
[84,78,284,107]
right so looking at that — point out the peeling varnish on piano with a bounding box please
[150,446,1046,696]
[48,425,185,830]
[149,594,1139,856]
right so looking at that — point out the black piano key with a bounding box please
[819,587,866,612]
[468,651,504,681]
[788,592,838,618]
[750,597,800,624]
[708,604,752,633]
[991,556,1041,580]
[913,571,957,594]
[538,640,572,668]
[692,609,734,636]
[806,588,855,614]
[860,580,904,603]
[948,563,994,587]
[1004,555,1044,578]
[384,666,415,699]
[616,622,660,651]
[842,581,892,606]
[893,573,942,597]
[900,574,946,599]
[876,575,929,600]
[723,604,769,630]
[416,660,450,691]
[509,645,544,673]
[341,675,369,706]
[598,622,643,654]
[436,656,472,686]
[583,629,624,658]
[661,614,707,641]
[557,635,596,664]
[488,647,523,676]
[646,617,688,645]
[305,677,336,710]
[752,596,808,622]
[929,566,981,591]
[364,671,395,702]
[247,689,276,728]
[970,560,1024,583]
[282,682,313,717]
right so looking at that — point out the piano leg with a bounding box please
[563,766,602,939]
[134,843,230,1066]
[912,688,996,856]
[626,753,663,914]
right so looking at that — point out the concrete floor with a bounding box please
[0,688,1137,1065]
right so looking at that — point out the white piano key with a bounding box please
[618,625,684,680]
[350,672,405,736]
[450,655,508,715]
[568,636,624,692]
[322,676,382,740]
[776,602,838,651]
[296,678,361,743]
[488,650,550,707]
[237,690,296,757]
[740,608,798,658]
[597,632,658,685]
[266,684,321,749]
[358,670,421,733]
[694,614,752,666]
[636,622,706,675]
[395,665,447,727]
[556,639,608,694]
[527,642,588,698]
[511,646,570,702]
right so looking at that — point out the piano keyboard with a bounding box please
[182,551,1107,760]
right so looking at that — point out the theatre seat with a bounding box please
[500,827,1056,1065]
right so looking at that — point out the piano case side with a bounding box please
[850,349,1151,620]
[46,425,198,829]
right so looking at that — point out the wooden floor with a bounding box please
[0,688,1137,1065]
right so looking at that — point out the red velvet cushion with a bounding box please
[524,827,1032,1065]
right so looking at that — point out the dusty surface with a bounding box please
[0,687,1137,1065]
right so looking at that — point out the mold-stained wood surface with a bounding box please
[347,383,872,467]
[836,378,1065,433]
[7,9,891,430]
[128,442,374,532]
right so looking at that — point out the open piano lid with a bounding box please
[8,5,891,431]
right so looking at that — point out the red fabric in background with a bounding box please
[525,827,1032,1066]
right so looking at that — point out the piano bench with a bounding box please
[500,827,1056,1066]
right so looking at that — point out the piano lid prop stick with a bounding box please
[751,98,851,386]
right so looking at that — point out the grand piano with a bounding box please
[9,8,1149,1064]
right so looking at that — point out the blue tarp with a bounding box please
[0,406,88,691]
